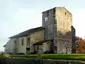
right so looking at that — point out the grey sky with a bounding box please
[0,0,85,51]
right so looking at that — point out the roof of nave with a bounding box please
[10,27,44,38]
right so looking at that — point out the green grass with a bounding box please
[40,54,85,60]
[1,54,85,60]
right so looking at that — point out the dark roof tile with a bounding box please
[33,40,53,45]
[10,27,44,38]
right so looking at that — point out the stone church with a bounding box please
[4,7,76,54]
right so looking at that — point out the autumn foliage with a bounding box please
[76,36,85,53]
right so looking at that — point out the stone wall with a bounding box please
[55,7,72,53]
[42,8,55,40]
[42,7,73,54]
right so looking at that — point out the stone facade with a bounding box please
[42,7,75,54]
[42,8,54,40]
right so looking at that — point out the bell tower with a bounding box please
[42,7,73,54]
[42,8,55,40]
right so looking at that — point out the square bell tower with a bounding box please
[42,7,73,54]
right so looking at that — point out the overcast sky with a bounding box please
[0,0,85,51]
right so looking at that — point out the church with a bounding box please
[4,7,76,54]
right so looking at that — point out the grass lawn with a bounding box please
[1,54,85,60]
[40,54,85,60]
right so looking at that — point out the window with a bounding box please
[22,38,24,45]
[27,38,30,46]
[65,12,66,15]
[45,17,48,21]
[37,45,42,50]
[44,11,49,22]
[37,46,39,50]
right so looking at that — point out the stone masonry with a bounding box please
[42,7,74,54]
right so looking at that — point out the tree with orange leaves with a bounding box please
[76,36,85,53]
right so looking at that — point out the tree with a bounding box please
[76,36,85,53]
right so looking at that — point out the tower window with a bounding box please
[45,17,48,21]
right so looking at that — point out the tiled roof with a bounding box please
[10,27,44,38]
[33,40,53,45]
